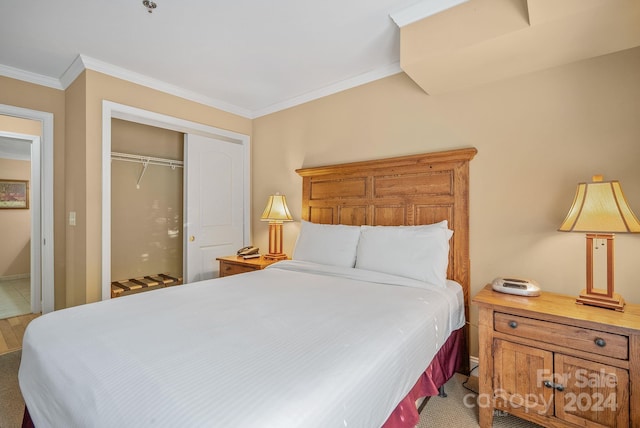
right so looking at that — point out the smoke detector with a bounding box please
[142,0,157,13]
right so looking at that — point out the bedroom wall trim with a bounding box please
[390,0,469,27]
[251,62,403,118]
[0,130,42,313]
[0,103,55,314]
[0,63,64,91]
[3,54,403,120]
[101,100,251,300]
[469,355,479,370]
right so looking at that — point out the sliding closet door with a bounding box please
[184,134,244,282]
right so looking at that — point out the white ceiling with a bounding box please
[0,0,462,118]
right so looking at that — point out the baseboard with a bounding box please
[0,274,30,282]
[469,356,479,373]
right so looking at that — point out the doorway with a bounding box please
[110,120,184,287]
[101,101,251,299]
[0,132,34,318]
[0,105,54,315]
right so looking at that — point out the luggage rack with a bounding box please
[111,273,182,298]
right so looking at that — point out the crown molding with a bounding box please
[390,0,469,27]
[76,55,253,118]
[251,61,403,118]
[3,55,405,119]
[0,63,64,90]
[59,55,86,89]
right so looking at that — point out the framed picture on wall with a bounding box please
[0,179,29,209]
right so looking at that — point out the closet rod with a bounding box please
[111,151,184,169]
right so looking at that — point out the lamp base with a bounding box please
[576,289,625,312]
[263,253,288,261]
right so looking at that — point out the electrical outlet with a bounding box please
[69,211,76,226]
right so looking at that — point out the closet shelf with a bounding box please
[111,151,184,168]
[111,151,183,188]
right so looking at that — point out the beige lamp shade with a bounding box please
[558,175,640,233]
[260,193,293,223]
[261,193,292,260]
[558,175,639,311]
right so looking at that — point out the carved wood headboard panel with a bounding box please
[296,147,477,358]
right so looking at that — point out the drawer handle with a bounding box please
[543,380,565,392]
[225,266,232,271]
[508,321,518,329]
[594,338,606,347]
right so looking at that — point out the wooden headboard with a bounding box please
[296,147,477,371]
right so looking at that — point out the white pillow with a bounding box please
[355,223,453,287]
[293,220,362,268]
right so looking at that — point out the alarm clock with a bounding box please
[492,277,541,296]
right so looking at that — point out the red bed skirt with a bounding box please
[381,327,464,428]
[21,408,34,428]
[22,327,464,428]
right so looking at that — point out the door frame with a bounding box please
[0,130,41,314]
[101,100,250,300]
[0,104,55,314]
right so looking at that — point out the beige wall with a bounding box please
[65,72,88,305]
[252,47,640,357]
[1,70,252,309]
[1,45,638,352]
[0,71,251,309]
[65,70,252,306]
[0,115,41,136]
[0,76,66,309]
[0,116,39,278]
[110,119,183,281]
[0,159,31,277]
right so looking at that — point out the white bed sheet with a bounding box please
[19,261,464,428]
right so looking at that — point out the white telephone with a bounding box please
[237,246,259,257]
[492,277,541,296]
[237,245,260,256]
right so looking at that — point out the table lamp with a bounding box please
[558,175,640,311]
[261,193,293,260]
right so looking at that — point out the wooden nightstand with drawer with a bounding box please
[473,284,640,428]
[216,255,283,277]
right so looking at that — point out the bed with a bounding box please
[19,147,476,427]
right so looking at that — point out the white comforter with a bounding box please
[19,261,464,428]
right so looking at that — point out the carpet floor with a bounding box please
[1,353,541,428]
[419,373,543,427]
[0,350,24,428]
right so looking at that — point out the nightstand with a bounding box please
[216,255,284,277]
[473,284,640,428]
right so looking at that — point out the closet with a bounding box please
[110,119,183,296]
